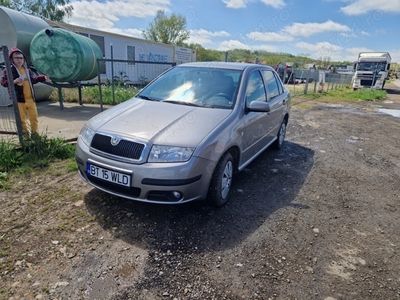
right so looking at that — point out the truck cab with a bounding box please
[352,52,391,90]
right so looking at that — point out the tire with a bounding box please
[208,152,234,207]
[273,120,287,150]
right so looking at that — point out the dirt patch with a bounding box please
[1,93,400,299]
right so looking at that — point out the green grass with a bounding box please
[50,85,139,105]
[66,158,78,172]
[300,87,387,102]
[0,139,23,172]
[0,172,8,189]
[0,135,75,189]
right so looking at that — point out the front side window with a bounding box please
[138,67,242,109]
[262,70,280,100]
[245,71,266,106]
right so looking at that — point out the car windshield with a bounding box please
[357,61,387,72]
[137,67,242,109]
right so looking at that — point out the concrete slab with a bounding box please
[37,101,105,140]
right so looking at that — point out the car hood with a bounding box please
[88,98,231,147]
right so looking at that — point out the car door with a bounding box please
[261,70,287,140]
[240,69,271,164]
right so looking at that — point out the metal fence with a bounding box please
[0,46,23,142]
[282,68,354,97]
[95,58,176,109]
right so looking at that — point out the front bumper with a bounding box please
[76,138,216,204]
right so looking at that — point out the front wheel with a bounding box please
[208,152,234,207]
[273,120,287,150]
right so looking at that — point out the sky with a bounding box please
[66,0,400,62]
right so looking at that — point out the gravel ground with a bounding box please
[1,88,400,300]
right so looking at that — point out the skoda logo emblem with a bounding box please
[110,136,120,146]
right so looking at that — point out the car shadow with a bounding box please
[84,141,314,253]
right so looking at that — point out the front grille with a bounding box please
[91,133,144,160]
[361,79,373,86]
[357,75,373,80]
[87,175,141,198]
[357,74,381,80]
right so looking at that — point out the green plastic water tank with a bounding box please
[30,28,102,82]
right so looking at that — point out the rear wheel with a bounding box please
[208,152,234,207]
[273,120,287,150]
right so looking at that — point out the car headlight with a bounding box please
[148,145,194,163]
[79,126,95,146]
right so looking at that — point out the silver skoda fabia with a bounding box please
[76,62,290,206]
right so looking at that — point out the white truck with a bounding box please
[352,52,391,90]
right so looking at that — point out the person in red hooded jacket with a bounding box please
[1,48,46,135]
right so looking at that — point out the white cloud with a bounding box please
[295,41,343,60]
[247,20,351,47]
[217,40,279,52]
[345,47,374,57]
[188,29,230,45]
[390,50,400,63]
[107,28,143,39]
[341,0,400,15]
[296,41,342,53]
[67,0,170,31]
[218,40,250,51]
[261,0,286,9]
[295,42,387,61]
[283,20,351,37]
[254,44,279,52]
[223,0,248,8]
[223,0,286,9]
[247,31,294,42]
[340,32,357,38]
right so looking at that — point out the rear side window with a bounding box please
[262,70,280,100]
[245,71,267,106]
[274,72,284,95]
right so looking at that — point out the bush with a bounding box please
[0,140,22,172]
[22,134,75,162]
[0,134,75,173]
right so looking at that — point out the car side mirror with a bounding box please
[247,101,271,112]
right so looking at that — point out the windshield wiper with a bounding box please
[137,95,158,101]
[162,100,202,107]
[204,104,232,109]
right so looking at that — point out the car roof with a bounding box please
[178,61,274,71]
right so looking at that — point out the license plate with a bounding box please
[87,163,131,187]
